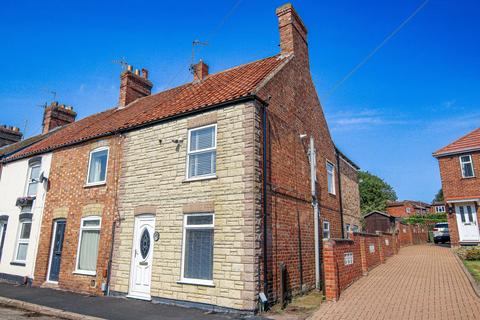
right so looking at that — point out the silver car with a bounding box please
[433,222,450,244]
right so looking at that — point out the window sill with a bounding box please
[461,176,476,180]
[84,182,106,188]
[177,279,215,287]
[73,270,96,276]
[183,175,217,183]
[10,261,26,266]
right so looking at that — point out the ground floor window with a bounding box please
[75,217,101,275]
[14,219,32,263]
[0,220,8,261]
[181,213,214,285]
[323,220,330,239]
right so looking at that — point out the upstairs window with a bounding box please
[87,147,109,185]
[26,162,41,197]
[187,124,217,180]
[435,206,445,213]
[345,224,351,239]
[326,162,335,195]
[460,155,475,178]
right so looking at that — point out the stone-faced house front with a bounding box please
[434,128,480,246]
[6,3,358,313]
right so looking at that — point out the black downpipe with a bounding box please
[336,151,345,239]
[262,103,269,302]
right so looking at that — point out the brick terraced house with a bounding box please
[0,104,76,284]
[386,200,431,218]
[1,3,360,313]
[434,128,480,246]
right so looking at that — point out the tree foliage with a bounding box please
[403,213,447,225]
[433,188,444,202]
[359,171,397,215]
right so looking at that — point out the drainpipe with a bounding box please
[307,136,321,289]
[336,150,345,239]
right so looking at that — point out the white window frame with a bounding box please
[345,224,351,239]
[25,162,41,197]
[460,155,475,178]
[74,216,101,276]
[406,207,411,214]
[86,147,109,186]
[13,219,32,264]
[180,213,215,286]
[326,161,336,195]
[323,220,330,240]
[435,206,445,213]
[185,124,217,181]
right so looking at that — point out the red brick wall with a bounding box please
[438,151,480,201]
[381,233,395,258]
[33,136,122,295]
[358,233,381,272]
[386,204,414,218]
[256,14,342,301]
[397,223,413,247]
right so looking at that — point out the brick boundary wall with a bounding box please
[323,224,428,301]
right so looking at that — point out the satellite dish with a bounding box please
[39,171,48,183]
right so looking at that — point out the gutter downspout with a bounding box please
[308,137,321,290]
[336,150,345,239]
[262,100,269,305]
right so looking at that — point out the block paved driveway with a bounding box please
[311,245,480,320]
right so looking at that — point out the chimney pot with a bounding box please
[0,124,23,147]
[118,66,153,108]
[127,65,133,72]
[141,68,149,80]
[42,101,77,134]
[134,69,140,76]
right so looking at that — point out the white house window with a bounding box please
[323,221,330,239]
[460,155,475,178]
[406,207,411,214]
[26,163,41,197]
[326,162,335,194]
[435,206,445,213]
[345,224,351,239]
[75,217,101,275]
[187,124,217,180]
[14,219,32,263]
[344,252,353,265]
[353,225,359,232]
[87,147,109,185]
[181,213,214,285]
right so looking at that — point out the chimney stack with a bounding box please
[0,125,22,148]
[118,65,153,108]
[276,4,308,61]
[192,60,209,81]
[42,101,77,134]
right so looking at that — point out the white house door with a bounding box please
[455,204,480,243]
[128,214,155,300]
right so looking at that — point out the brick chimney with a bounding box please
[276,4,308,61]
[42,102,77,134]
[192,60,209,81]
[118,65,153,108]
[0,125,22,148]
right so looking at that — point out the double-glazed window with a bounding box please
[345,224,351,239]
[326,162,335,194]
[459,206,475,224]
[187,125,217,180]
[87,147,109,185]
[435,206,445,213]
[14,217,32,263]
[75,217,101,275]
[323,220,330,239]
[26,162,41,197]
[181,213,214,285]
[460,155,475,178]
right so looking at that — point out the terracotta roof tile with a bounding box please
[8,55,288,161]
[433,128,480,157]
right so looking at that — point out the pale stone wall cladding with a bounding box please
[340,158,361,230]
[110,102,259,311]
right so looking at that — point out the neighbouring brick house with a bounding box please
[430,201,446,214]
[386,200,430,218]
[0,125,22,148]
[434,128,480,246]
[336,148,361,236]
[2,3,359,313]
[0,105,75,284]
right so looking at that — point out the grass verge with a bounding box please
[463,260,480,283]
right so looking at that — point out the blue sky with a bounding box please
[1,0,479,202]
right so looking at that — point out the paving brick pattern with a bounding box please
[312,245,480,320]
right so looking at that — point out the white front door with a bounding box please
[455,203,480,243]
[128,214,155,300]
